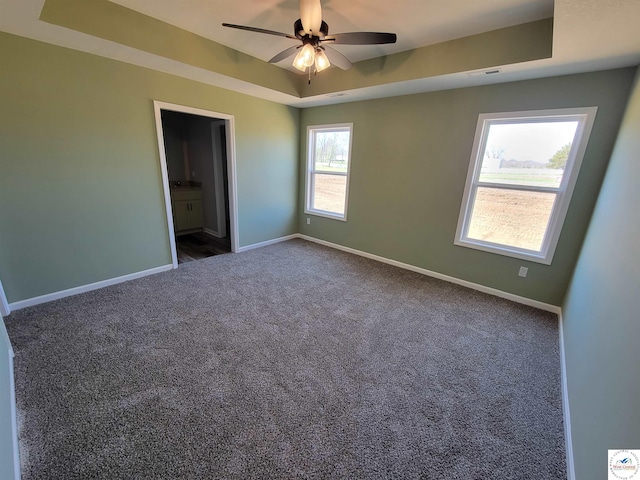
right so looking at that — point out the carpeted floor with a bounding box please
[5,239,566,479]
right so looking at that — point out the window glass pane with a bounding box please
[313,130,350,173]
[467,187,556,252]
[312,173,347,214]
[478,121,578,188]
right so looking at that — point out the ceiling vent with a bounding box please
[467,68,502,77]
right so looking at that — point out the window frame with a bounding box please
[455,107,597,265]
[304,123,353,221]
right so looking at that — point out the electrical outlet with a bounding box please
[518,266,528,278]
[306,217,310,225]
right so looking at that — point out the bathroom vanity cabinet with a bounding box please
[171,187,203,235]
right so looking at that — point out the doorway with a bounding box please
[153,101,239,268]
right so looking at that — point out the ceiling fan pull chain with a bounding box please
[308,68,312,85]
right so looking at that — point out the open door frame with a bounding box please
[0,279,9,316]
[152,101,239,268]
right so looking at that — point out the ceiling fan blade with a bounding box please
[323,32,397,45]
[222,23,298,40]
[268,45,302,64]
[322,46,353,70]
[300,0,322,35]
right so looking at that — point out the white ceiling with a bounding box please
[1,0,640,107]
[109,0,554,66]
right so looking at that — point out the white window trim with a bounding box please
[455,107,598,265]
[304,123,353,221]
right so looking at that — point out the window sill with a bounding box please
[454,238,552,265]
[305,209,347,222]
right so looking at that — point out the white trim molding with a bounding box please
[0,279,10,317]
[8,265,173,312]
[7,234,297,310]
[1,315,20,480]
[298,234,561,313]
[236,234,299,253]
[8,346,19,480]
[0,230,572,480]
[455,107,598,265]
[304,123,353,222]
[558,312,575,480]
[152,100,240,268]
[294,233,571,474]
[7,232,563,315]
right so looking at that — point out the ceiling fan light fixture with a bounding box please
[315,49,331,72]
[292,58,307,72]
[223,0,396,79]
[293,43,316,70]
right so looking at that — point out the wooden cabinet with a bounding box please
[171,188,203,235]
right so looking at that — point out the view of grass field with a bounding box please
[479,168,564,188]
[314,164,348,173]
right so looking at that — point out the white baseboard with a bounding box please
[0,232,572,480]
[0,316,20,480]
[6,233,561,315]
[8,264,174,312]
[8,347,20,480]
[203,228,223,239]
[236,234,299,253]
[297,234,561,314]
[7,232,298,311]
[296,233,572,475]
[558,312,575,480]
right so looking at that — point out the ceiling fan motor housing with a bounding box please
[222,1,396,74]
[294,19,329,39]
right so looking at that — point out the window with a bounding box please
[305,124,353,220]
[455,107,597,264]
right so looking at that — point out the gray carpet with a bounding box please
[5,239,566,479]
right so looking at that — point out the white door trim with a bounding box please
[152,101,239,267]
[0,279,10,316]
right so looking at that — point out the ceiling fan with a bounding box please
[223,0,397,81]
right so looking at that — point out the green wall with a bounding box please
[40,0,303,96]
[39,0,552,100]
[0,31,635,310]
[0,32,299,303]
[298,69,636,305]
[561,68,640,480]
[302,18,553,97]
[1,26,639,480]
